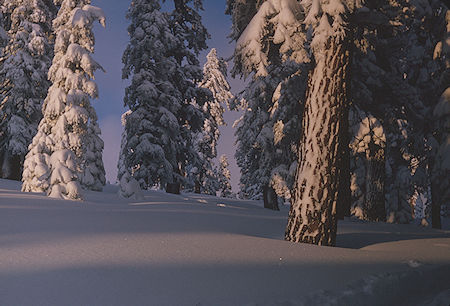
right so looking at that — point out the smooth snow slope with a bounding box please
[0,179,449,306]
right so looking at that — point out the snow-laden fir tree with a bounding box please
[120,0,177,192]
[234,62,306,209]
[117,110,144,200]
[226,0,259,41]
[380,0,446,225]
[350,0,448,224]
[120,0,208,195]
[0,0,55,181]
[234,72,278,201]
[349,106,386,221]
[266,62,307,203]
[217,154,233,198]
[166,0,210,194]
[21,0,106,199]
[188,48,233,195]
[229,0,310,210]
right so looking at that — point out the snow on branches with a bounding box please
[22,0,105,199]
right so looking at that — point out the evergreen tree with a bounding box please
[189,48,233,195]
[21,1,106,199]
[117,110,143,200]
[229,0,310,210]
[225,0,263,41]
[350,0,447,224]
[349,106,386,221]
[120,0,208,195]
[166,0,210,194]
[217,154,233,198]
[0,0,55,180]
[234,71,280,201]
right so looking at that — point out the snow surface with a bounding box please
[0,178,449,305]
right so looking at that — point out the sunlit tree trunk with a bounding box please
[285,35,351,246]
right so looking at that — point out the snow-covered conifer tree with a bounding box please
[350,0,447,224]
[0,0,55,180]
[190,48,233,195]
[121,0,178,192]
[217,155,233,198]
[21,0,106,199]
[229,0,310,210]
[117,110,143,200]
[121,0,208,195]
[166,0,210,194]
[349,107,386,221]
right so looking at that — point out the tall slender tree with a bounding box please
[229,0,310,210]
[188,48,233,195]
[0,0,55,180]
[165,0,210,194]
[217,154,233,198]
[21,0,106,199]
[120,0,208,195]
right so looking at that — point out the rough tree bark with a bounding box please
[285,35,351,246]
[336,105,351,220]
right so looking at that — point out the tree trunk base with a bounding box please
[263,185,279,211]
[166,182,181,195]
[194,181,201,194]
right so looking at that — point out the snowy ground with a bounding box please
[0,179,449,306]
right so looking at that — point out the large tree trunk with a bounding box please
[364,139,386,221]
[285,36,350,246]
[263,185,279,211]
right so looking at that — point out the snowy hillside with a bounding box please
[0,178,449,306]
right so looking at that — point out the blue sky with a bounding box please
[90,0,244,191]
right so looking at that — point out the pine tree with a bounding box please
[234,72,280,201]
[165,0,210,194]
[229,0,310,210]
[21,1,106,199]
[117,110,143,200]
[350,0,447,224]
[349,106,386,221]
[225,0,263,41]
[0,0,55,181]
[189,48,233,195]
[121,0,208,195]
[217,155,233,198]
